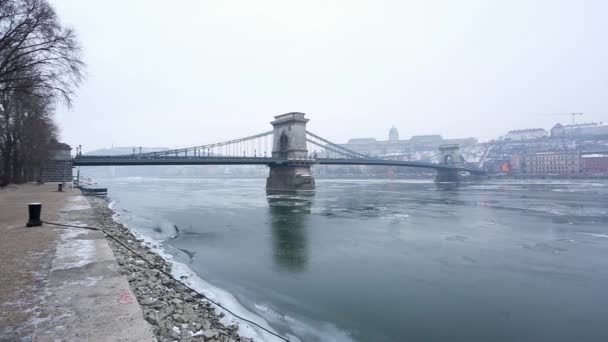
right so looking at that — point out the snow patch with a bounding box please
[51,223,96,271]
[63,276,103,288]
[254,304,354,342]
[577,232,608,239]
[61,196,91,212]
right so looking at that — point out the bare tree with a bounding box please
[0,80,56,182]
[0,0,84,104]
[0,0,84,183]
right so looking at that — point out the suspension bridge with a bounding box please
[73,113,484,192]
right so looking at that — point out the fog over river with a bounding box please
[95,177,608,342]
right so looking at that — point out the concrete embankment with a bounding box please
[0,184,251,342]
[0,184,154,340]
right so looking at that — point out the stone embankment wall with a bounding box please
[87,196,254,342]
[40,160,72,182]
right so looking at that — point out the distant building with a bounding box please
[484,158,512,173]
[444,137,478,146]
[505,128,548,141]
[389,126,399,142]
[410,135,443,149]
[550,123,565,137]
[340,127,477,157]
[343,138,382,156]
[550,122,608,138]
[41,139,72,182]
[523,151,580,175]
[580,153,608,173]
[49,140,72,160]
[510,153,524,172]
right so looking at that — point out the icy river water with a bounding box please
[98,177,608,342]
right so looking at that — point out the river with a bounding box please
[96,177,608,342]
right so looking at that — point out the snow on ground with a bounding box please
[51,223,96,271]
[61,196,92,212]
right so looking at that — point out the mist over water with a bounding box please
[99,177,608,342]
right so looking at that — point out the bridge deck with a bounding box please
[73,156,484,174]
[72,156,282,166]
[315,158,483,173]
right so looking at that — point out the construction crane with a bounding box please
[542,112,583,125]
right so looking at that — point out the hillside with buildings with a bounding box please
[339,121,608,178]
[482,121,608,177]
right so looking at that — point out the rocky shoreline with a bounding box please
[86,196,253,342]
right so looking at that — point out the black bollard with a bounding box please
[58,183,63,192]
[26,203,43,227]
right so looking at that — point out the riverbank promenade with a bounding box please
[0,184,154,341]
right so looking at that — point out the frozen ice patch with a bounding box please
[577,232,608,239]
[63,276,103,288]
[382,213,410,223]
[168,261,284,341]
[51,224,96,271]
[61,196,91,212]
[254,304,355,342]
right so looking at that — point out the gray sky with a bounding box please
[51,0,608,152]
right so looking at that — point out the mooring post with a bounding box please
[58,183,63,192]
[26,203,43,227]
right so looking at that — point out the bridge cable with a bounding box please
[139,130,274,157]
[306,139,358,159]
[305,131,375,159]
[41,220,290,342]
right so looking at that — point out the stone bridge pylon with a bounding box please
[266,112,316,193]
[435,144,462,183]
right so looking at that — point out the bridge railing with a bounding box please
[74,155,280,161]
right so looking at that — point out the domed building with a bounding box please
[389,126,399,142]
[341,126,477,157]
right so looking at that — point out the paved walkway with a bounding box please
[0,184,155,341]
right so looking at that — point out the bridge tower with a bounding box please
[435,144,462,183]
[266,112,316,193]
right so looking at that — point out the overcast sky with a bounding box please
[51,0,608,152]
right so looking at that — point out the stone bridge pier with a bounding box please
[435,144,462,183]
[266,112,316,193]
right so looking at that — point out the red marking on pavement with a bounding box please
[117,288,135,304]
